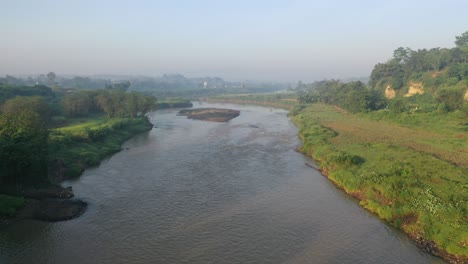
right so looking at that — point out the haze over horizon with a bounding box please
[1,0,467,82]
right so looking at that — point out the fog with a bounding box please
[1,0,467,82]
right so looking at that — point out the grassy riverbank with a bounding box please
[202,93,297,109]
[0,116,152,217]
[48,116,153,180]
[155,99,193,109]
[291,103,467,262]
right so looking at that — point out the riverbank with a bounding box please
[155,99,193,109]
[48,116,153,182]
[291,103,467,263]
[0,116,153,219]
[201,93,296,110]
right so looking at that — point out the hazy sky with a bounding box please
[1,0,467,82]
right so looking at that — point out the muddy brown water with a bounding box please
[0,102,445,264]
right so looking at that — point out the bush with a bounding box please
[0,194,25,216]
[327,151,365,168]
[436,88,463,111]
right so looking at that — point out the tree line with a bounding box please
[298,80,385,113]
[369,31,468,90]
[298,31,468,114]
[0,84,156,186]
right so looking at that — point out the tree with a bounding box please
[62,91,94,117]
[47,72,56,87]
[0,111,49,186]
[455,31,468,47]
[387,99,407,113]
[393,47,411,64]
[108,81,131,92]
[436,89,463,111]
[1,96,52,124]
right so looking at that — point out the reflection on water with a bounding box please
[0,102,445,264]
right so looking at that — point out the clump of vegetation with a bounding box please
[0,194,26,216]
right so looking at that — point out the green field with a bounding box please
[291,103,467,261]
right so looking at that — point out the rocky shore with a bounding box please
[5,185,87,222]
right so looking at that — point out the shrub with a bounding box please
[0,194,25,216]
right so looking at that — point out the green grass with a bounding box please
[49,117,152,179]
[0,194,25,217]
[364,109,467,135]
[155,99,193,109]
[292,103,468,261]
[205,93,297,109]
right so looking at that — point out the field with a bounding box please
[291,103,467,262]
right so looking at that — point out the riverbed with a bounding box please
[0,102,445,264]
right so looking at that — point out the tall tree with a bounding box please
[1,96,52,124]
[0,111,49,186]
[455,31,468,47]
[46,72,56,87]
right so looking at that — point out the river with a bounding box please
[0,102,445,264]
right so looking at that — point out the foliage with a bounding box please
[49,117,152,178]
[435,88,464,112]
[387,98,408,113]
[1,96,53,124]
[207,92,297,109]
[0,73,288,95]
[155,99,193,109]
[61,89,156,118]
[0,194,25,216]
[455,31,468,47]
[0,111,49,186]
[368,32,468,110]
[0,84,54,104]
[291,103,468,259]
[0,84,156,195]
[297,80,385,113]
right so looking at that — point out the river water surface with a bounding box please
[0,102,445,264]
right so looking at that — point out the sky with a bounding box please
[1,0,467,82]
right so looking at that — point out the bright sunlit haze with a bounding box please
[1,0,467,81]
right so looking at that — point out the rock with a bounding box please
[34,199,87,222]
[22,185,74,199]
[177,108,240,122]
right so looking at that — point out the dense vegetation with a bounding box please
[291,104,467,262]
[298,31,468,116]
[0,84,156,216]
[290,32,468,262]
[297,80,385,113]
